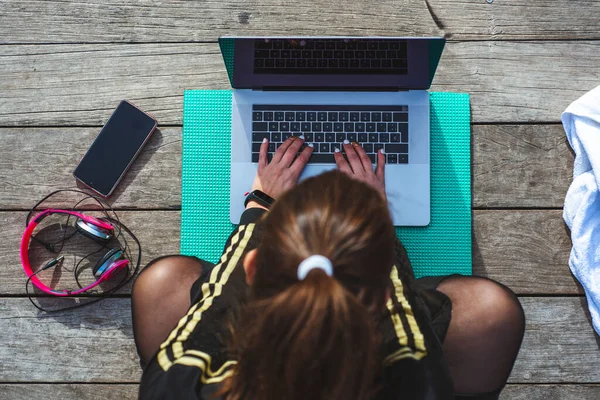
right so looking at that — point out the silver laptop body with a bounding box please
[221,36,446,226]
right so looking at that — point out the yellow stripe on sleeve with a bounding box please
[385,265,428,364]
[385,297,408,347]
[389,266,426,352]
[383,346,427,365]
[158,224,256,371]
[182,349,238,378]
[168,350,237,385]
[159,226,246,354]
[173,356,235,384]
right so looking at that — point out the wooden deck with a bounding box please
[1,0,599,398]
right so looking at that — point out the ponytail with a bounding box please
[223,171,396,400]
[224,270,380,400]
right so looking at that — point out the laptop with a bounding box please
[219,36,445,226]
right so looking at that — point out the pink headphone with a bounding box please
[21,209,130,296]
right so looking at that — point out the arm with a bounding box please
[139,222,262,400]
[246,135,314,211]
[378,265,455,399]
[139,135,314,399]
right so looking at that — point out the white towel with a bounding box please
[562,85,600,335]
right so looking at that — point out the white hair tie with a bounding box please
[297,255,333,280]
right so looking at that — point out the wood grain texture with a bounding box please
[0,128,182,209]
[2,384,600,399]
[473,125,573,208]
[501,384,600,400]
[0,298,141,382]
[512,297,600,383]
[1,0,600,43]
[473,210,577,295]
[0,125,573,209]
[0,297,598,382]
[2,210,577,295]
[0,0,440,44]
[429,0,600,40]
[1,42,599,125]
[0,384,138,399]
[434,41,600,124]
[0,44,224,127]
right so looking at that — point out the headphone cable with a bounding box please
[24,189,142,313]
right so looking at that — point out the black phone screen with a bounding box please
[73,101,157,196]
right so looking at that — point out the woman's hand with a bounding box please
[249,135,314,206]
[334,140,386,199]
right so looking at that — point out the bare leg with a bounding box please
[131,255,206,363]
[436,276,525,396]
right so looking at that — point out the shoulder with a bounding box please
[139,213,268,398]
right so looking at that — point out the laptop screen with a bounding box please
[219,37,445,90]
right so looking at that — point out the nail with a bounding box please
[299,135,305,140]
[334,147,340,153]
[352,141,359,147]
[262,138,267,143]
[343,139,350,145]
[308,143,314,148]
[380,149,385,154]
[290,135,297,140]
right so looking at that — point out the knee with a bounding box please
[440,276,525,336]
[470,278,525,334]
[132,255,203,298]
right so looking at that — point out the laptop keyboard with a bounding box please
[253,39,408,75]
[251,105,409,164]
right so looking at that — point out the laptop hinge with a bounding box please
[255,86,410,92]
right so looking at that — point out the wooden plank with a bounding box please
[0,125,573,209]
[0,44,224,127]
[429,0,600,41]
[0,384,138,399]
[1,210,577,295]
[1,384,600,400]
[1,1,600,43]
[0,128,182,209]
[0,298,141,382]
[1,211,180,296]
[473,125,573,208]
[0,0,441,44]
[473,210,577,295]
[501,385,600,400]
[511,297,600,383]
[1,42,598,125]
[434,41,600,124]
[0,297,597,382]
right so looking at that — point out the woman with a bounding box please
[133,136,525,399]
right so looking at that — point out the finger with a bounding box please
[279,134,306,167]
[343,140,364,174]
[375,149,386,181]
[334,146,352,174]
[352,141,373,172]
[258,138,269,169]
[289,142,314,176]
[272,135,298,164]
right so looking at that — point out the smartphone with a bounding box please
[73,100,157,197]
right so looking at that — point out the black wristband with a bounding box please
[244,190,275,209]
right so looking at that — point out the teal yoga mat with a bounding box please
[181,90,471,278]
